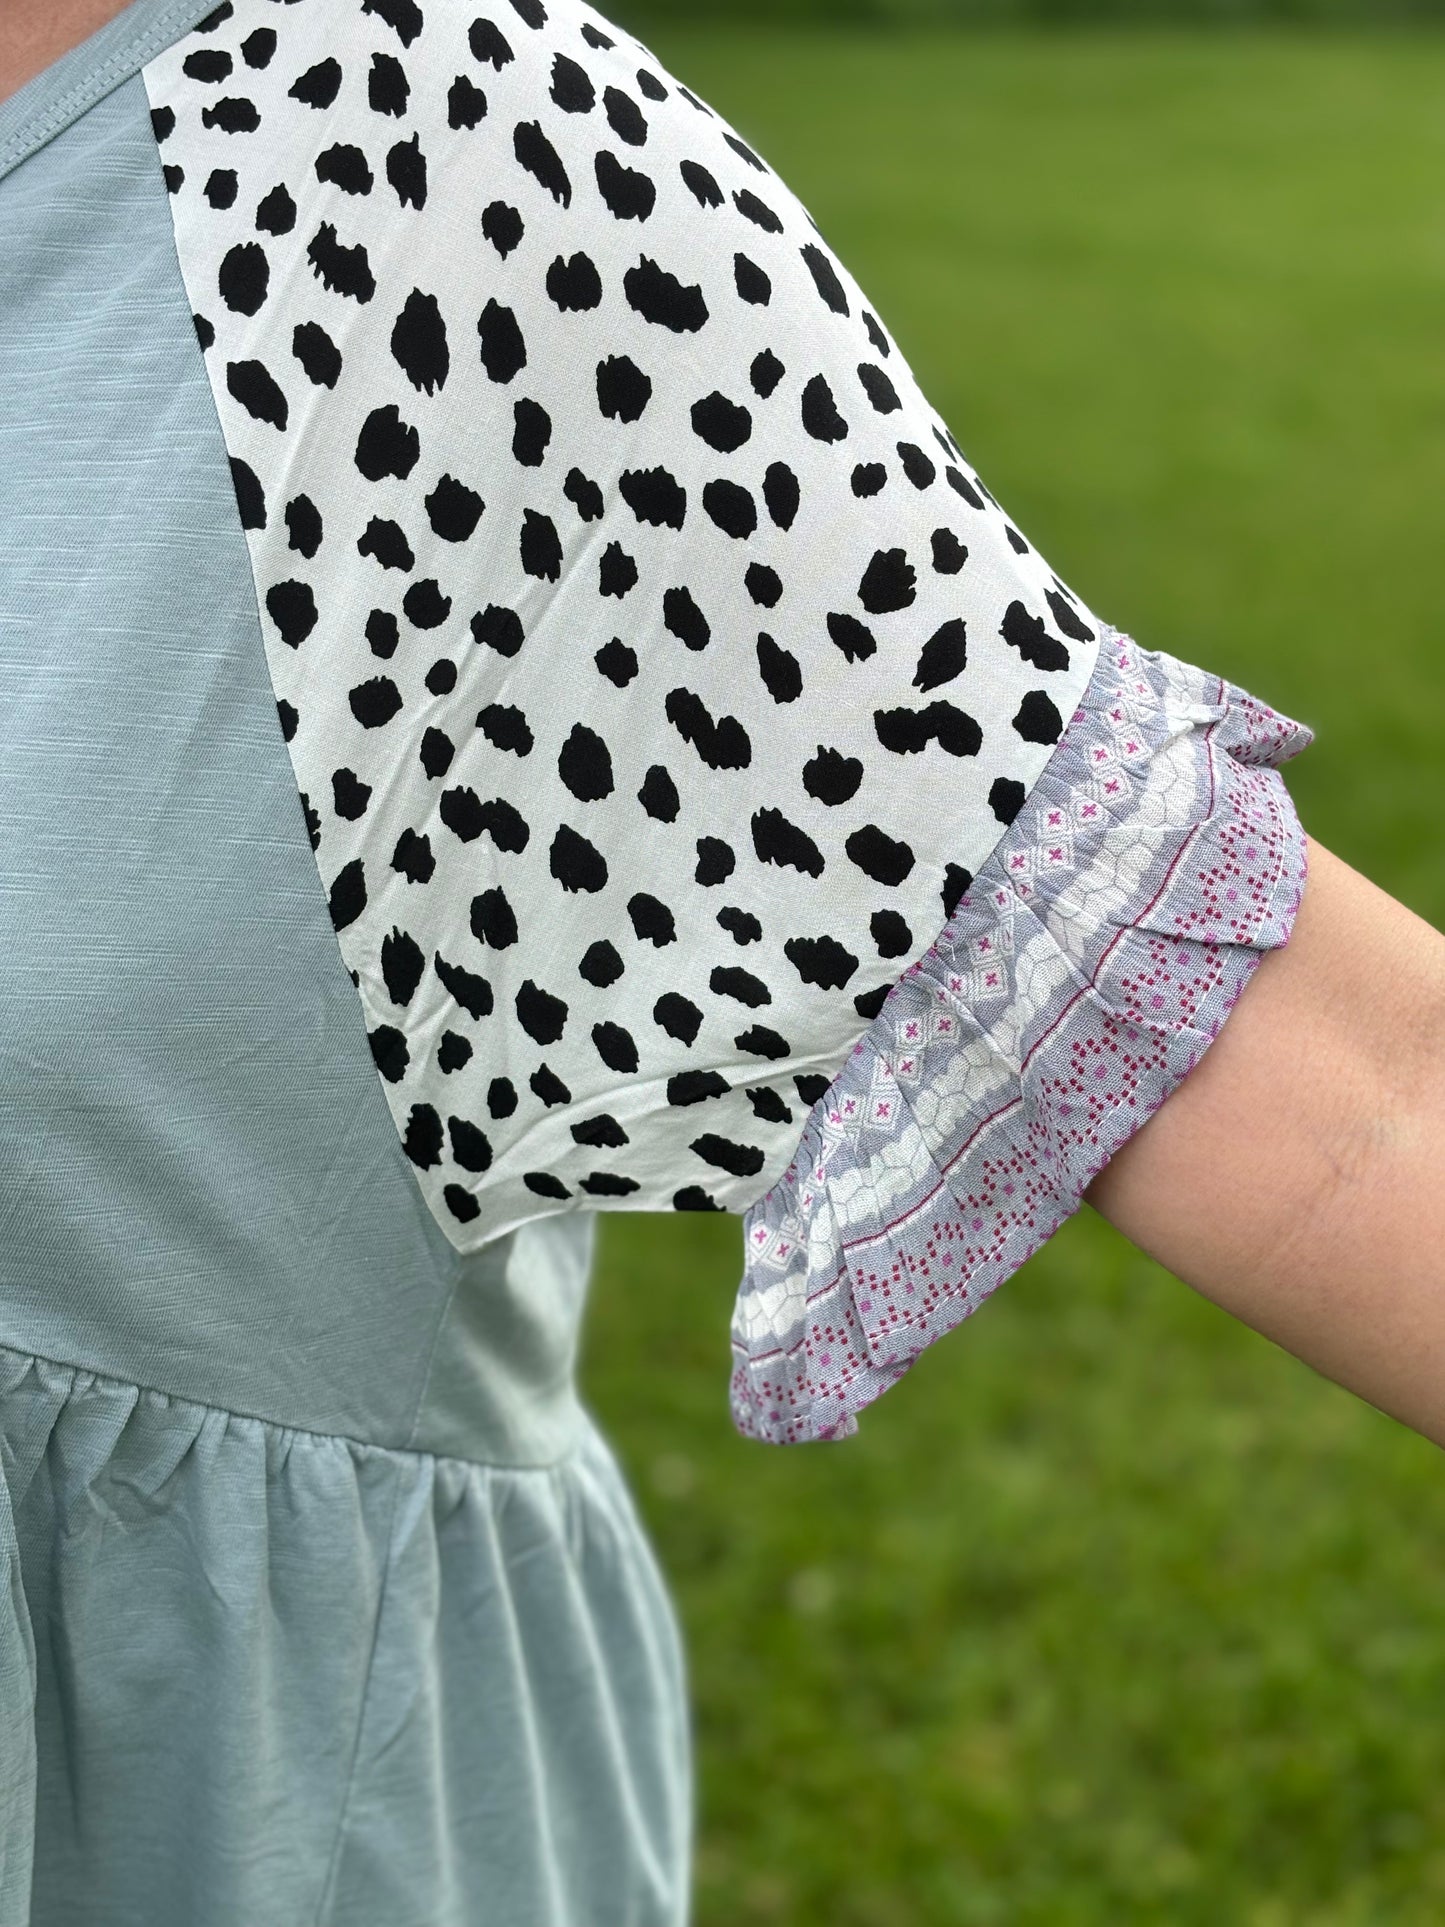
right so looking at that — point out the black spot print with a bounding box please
[871,909,912,958]
[478,703,533,755]
[793,1072,831,1107]
[694,836,735,885]
[350,674,404,728]
[858,546,915,614]
[654,992,702,1045]
[546,251,602,310]
[425,473,484,541]
[522,1169,568,1197]
[667,690,750,771]
[913,617,968,692]
[744,563,781,607]
[680,159,722,208]
[364,0,423,45]
[437,1032,473,1072]
[756,633,802,704]
[989,777,1025,825]
[150,103,176,141]
[230,456,266,528]
[734,1024,789,1060]
[572,1113,629,1148]
[329,858,367,930]
[761,461,799,529]
[226,357,287,428]
[551,822,607,892]
[402,579,449,628]
[357,517,414,569]
[391,828,433,884]
[845,823,914,886]
[355,403,420,481]
[368,51,409,116]
[941,864,973,921]
[703,480,756,539]
[897,441,936,489]
[381,925,426,1002]
[1013,690,1064,745]
[663,586,710,651]
[512,397,552,464]
[202,96,261,133]
[603,86,646,145]
[558,722,613,800]
[690,391,751,453]
[256,183,296,234]
[946,465,985,509]
[530,1065,570,1107]
[367,1020,408,1078]
[564,467,604,519]
[635,64,665,96]
[802,745,862,805]
[403,1104,441,1164]
[710,965,770,1008]
[579,939,623,987]
[289,57,340,108]
[1001,599,1070,673]
[750,349,784,397]
[874,700,982,759]
[801,374,847,443]
[628,893,675,946]
[716,907,761,945]
[519,507,562,579]
[511,0,547,26]
[668,1069,729,1106]
[733,187,781,233]
[481,199,523,255]
[826,612,876,664]
[638,764,679,821]
[266,578,316,646]
[468,18,514,68]
[448,1116,492,1172]
[307,222,375,301]
[595,151,654,221]
[594,638,636,686]
[800,243,848,315]
[517,978,568,1044]
[596,353,651,421]
[472,603,524,656]
[620,466,686,530]
[284,492,322,557]
[624,257,707,333]
[316,142,373,194]
[514,120,571,205]
[391,288,448,394]
[857,362,901,413]
[598,543,636,597]
[592,1021,639,1073]
[734,253,770,305]
[851,462,886,498]
[550,51,594,112]
[240,27,275,68]
[471,886,519,948]
[1046,587,1096,642]
[205,167,238,208]
[420,724,454,773]
[747,1087,791,1124]
[366,609,399,657]
[477,298,526,381]
[219,242,269,314]
[386,134,426,208]
[752,807,823,878]
[932,528,967,574]
[449,73,488,128]
[783,934,857,990]
[291,319,340,386]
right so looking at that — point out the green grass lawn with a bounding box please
[574,32,1445,1924]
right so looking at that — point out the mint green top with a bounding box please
[0,5,691,1918]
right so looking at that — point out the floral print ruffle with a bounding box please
[730,627,1315,1445]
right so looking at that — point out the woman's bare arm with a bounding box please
[1083,832,1445,1449]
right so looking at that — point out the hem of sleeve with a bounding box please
[728,626,1315,1446]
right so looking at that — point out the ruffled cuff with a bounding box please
[730,627,1315,1445]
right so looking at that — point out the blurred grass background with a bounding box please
[575,21,1445,1925]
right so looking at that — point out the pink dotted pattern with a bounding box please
[730,629,1315,1445]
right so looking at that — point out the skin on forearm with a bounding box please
[1083,833,1445,1451]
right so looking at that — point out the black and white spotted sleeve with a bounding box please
[143,0,1312,1443]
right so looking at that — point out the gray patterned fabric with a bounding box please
[732,629,1314,1443]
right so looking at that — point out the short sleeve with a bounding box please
[141,0,1313,1442]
